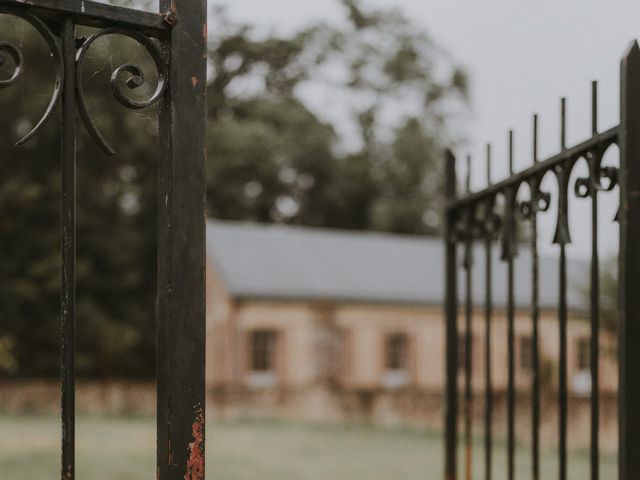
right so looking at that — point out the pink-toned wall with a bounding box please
[205,261,618,396]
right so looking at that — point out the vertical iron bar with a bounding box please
[618,40,640,480]
[157,1,207,479]
[464,155,474,480]
[509,131,515,175]
[506,131,516,480]
[589,81,600,480]
[464,220,473,480]
[484,144,493,480]
[60,17,76,480]
[558,97,568,480]
[559,246,568,480]
[445,150,459,480]
[531,114,540,480]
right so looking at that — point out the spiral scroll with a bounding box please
[0,8,64,146]
[76,28,167,155]
[519,177,551,221]
[574,148,619,199]
[0,41,23,88]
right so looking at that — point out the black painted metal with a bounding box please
[463,156,474,480]
[0,1,207,479]
[504,131,516,480]
[443,43,638,480]
[483,144,494,480]
[618,40,640,480]
[445,150,459,480]
[530,113,541,480]
[157,0,207,478]
[557,97,569,480]
[60,17,76,480]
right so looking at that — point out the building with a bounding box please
[205,220,617,428]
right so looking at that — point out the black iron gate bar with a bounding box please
[444,41,640,480]
[0,1,207,479]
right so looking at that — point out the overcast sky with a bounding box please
[209,0,639,258]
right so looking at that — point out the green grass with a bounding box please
[0,414,616,479]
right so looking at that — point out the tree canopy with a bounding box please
[0,0,467,377]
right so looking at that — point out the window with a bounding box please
[386,334,408,371]
[577,337,590,371]
[519,336,533,372]
[384,333,410,388]
[249,330,277,372]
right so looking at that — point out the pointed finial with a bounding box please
[533,114,539,164]
[466,154,472,193]
[486,144,492,186]
[624,39,640,62]
[509,130,514,175]
[561,97,567,150]
[445,149,457,200]
[592,81,598,135]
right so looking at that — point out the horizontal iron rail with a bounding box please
[448,125,619,211]
[3,0,170,34]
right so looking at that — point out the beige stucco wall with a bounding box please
[205,260,618,396]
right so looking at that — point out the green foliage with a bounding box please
[206,0,466,233]
[0,0,467,377]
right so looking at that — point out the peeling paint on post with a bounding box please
[184,405,205,480]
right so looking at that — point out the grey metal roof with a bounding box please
[206,220,588,310]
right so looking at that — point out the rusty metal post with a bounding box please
[157,0,207,479]
[60,16,77,480]
[618,39,640,480]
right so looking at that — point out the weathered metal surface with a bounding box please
[0,0,206,478]
[156,0,207,478]
[2,0,169,34]
[444,48,626,480]
[60,17,76,480]
[618,39,640,480]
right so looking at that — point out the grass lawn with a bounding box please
[0,414,616,479]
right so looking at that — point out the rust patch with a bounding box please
[184,405,204,480]
[191,76,199,87]
[162,11,178,26]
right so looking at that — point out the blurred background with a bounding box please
[0,0,635,478]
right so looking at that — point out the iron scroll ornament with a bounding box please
[0,11,167,155]
[0,8,64,146]
[75,28,168,156]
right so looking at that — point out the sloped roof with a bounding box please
[206,220,588,310]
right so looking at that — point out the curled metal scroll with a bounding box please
[0,41,23,87]
[574,148,619,199]
[76,28,167,155]
[0,8,64,146]
[518,176,551,221]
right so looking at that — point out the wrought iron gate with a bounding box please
[0,1,207,479]
[445,42,640,480]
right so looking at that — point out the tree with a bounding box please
[206,0,468,234]
[0,0,468,377]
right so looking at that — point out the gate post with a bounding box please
[618,40,640,480]
[444,150,458,480]
[157,1,207,479]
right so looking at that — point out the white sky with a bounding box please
[210,0,638,259]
